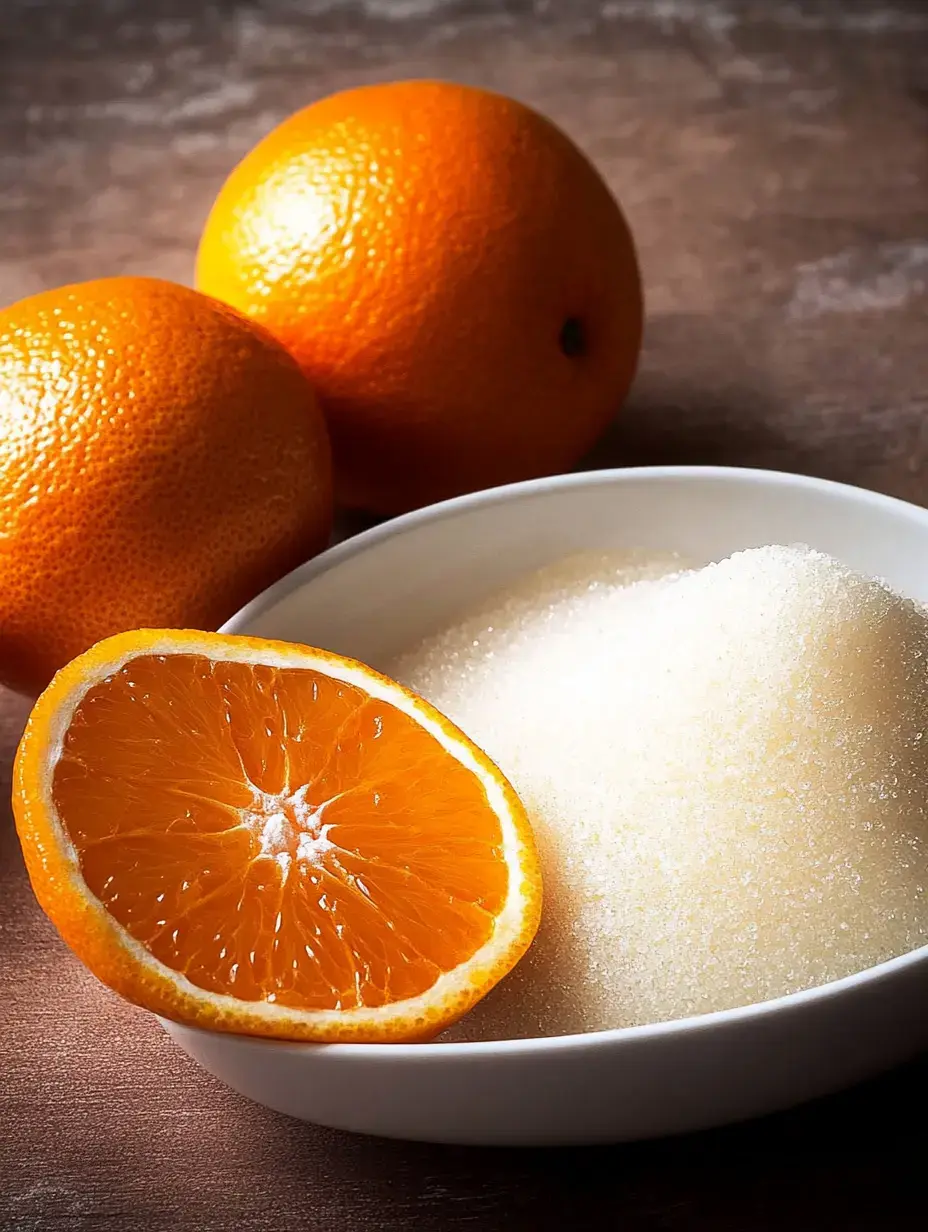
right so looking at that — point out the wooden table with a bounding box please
[2,1,928,1226]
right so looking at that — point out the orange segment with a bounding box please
[13,631,541,1042]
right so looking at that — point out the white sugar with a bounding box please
[387,545,928,1039]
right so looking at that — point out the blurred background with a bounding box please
[2,0,927,501]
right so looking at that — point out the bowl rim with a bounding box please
[226,464,928,640]
[212,464,928,1059]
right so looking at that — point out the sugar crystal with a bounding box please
[388,546,928,1039]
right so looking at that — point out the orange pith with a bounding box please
[13,631,541,1042]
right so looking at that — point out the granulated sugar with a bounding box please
[387,545,928,1039]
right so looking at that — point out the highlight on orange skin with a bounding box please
[0,276,333,696]
[196,80,643,515]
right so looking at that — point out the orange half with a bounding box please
[12,630,541,1042]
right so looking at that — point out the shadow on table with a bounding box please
[584,385,802,475]
[254,1050,928,1230]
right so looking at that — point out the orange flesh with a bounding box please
[52,655,508,1011]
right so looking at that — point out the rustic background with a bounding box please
[2,1,927,1227]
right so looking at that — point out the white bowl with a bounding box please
[160,466,928,1145]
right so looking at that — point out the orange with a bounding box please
[12,629,541,1042]
[0,277,332,696]
[196,80,642,515]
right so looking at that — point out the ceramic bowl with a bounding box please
[160,466,928,1145]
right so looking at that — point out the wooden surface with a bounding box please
[2,1,928,1227]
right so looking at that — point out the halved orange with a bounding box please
[12,630,541,1042]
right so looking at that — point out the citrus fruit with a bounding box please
[12,629,541,1042]
[0,277,332,696]
[196,80,642,515]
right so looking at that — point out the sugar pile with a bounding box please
[387,545,928,1039]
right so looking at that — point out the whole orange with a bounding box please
[196,80,642,515]
[0,276,332,695]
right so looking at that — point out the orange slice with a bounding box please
[12,630,541,1042]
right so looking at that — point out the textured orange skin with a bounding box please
[12,629,542,1043]
[0,277,333,695]
[196,80,643,515]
